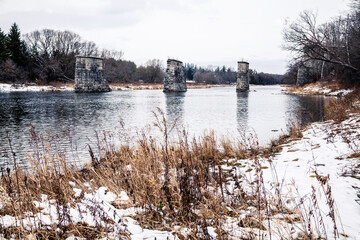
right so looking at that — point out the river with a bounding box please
[0,85,325,168]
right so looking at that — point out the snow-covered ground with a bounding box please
[0,83,74,92]
[302,85,353,96]
[285,82,355,97]
[0,83,162,92]
[0,114,359,239]
[201,114,359,239]
[241,114,360,239]
[0,185,177,239]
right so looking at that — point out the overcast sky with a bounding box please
[0,0,350,74]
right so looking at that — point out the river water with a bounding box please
[0,85,325,168]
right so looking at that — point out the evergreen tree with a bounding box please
[184,63,196,80]
[6,23,27,66]
[0,28,8,62]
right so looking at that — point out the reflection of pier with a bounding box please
[236,91,249,130]
[164,92,186,131]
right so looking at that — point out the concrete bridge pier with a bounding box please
[163,59,187,92]
[74,56,110,93]
[236,61,250,92]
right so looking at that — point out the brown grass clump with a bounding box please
[88,109,234,229]
[0,128,129,239]
[0,108,345,239]
[264,123,303,158]
[0,109,254,238]
[324,88,360,122]
[284,80,352,96]
[347,152,360,159]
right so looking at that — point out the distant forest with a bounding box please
[0,23,285,85]
[282,0,360,86]
[184,64,285,85]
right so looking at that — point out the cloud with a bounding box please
[0,0,148,32]
[0,0,351,74]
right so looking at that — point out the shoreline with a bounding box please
[6,82,348,94]
[281,81,354,97]
[0,110,359,239]
[0,82,233,92]
[0,81,359,238]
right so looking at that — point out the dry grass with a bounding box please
[324,88,360,122]
[264,123,303,158]
[284,80,350,96]
[0,108,347,239]
[285,81,360,123]
[347,152,360,159]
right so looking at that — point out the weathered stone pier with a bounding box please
[74,56,110,93]
[163,59,187,92]
[236,61,250,92]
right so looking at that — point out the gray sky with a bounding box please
[0,0,350,74]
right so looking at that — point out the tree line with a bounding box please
[0,23,164,84]
[184,64,237,84]
[283,0,360,86]
[0,23,285,85]
[184,63,285,85]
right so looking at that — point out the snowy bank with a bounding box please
[257,114,360,238]
[0,83,74,92]
[0,114,359,239]
[284,81,355,97]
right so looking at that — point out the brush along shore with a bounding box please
[283,80,355,97]
[0,102,359,239]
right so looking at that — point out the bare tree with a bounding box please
[81,41,99,57]
[136,59,164,83]
[23,27,132,83]
[104,58,137,82]
[101,49,123,60]
[283,10,358,72]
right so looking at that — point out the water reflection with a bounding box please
[0,86,326,168]
[286,95,325,127]
[0,92,28,126]
[164,92,185,130]
[236,91,249,130]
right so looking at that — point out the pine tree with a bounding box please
[185,63,195,80]
[6,23,27,66]
[0,28,8,62]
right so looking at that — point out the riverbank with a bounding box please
[0,82,74,92]
[283,81,355,96]
[0,82,230,92]
[0,100,359,239]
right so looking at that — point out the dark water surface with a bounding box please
[0,85,325,168]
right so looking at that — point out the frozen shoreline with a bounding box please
[0,83,74,92]
[0,81,359,239]
[0,82,217,92]
[261,114,360,238]
[283,82,355,97]
[0,113,358,239]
